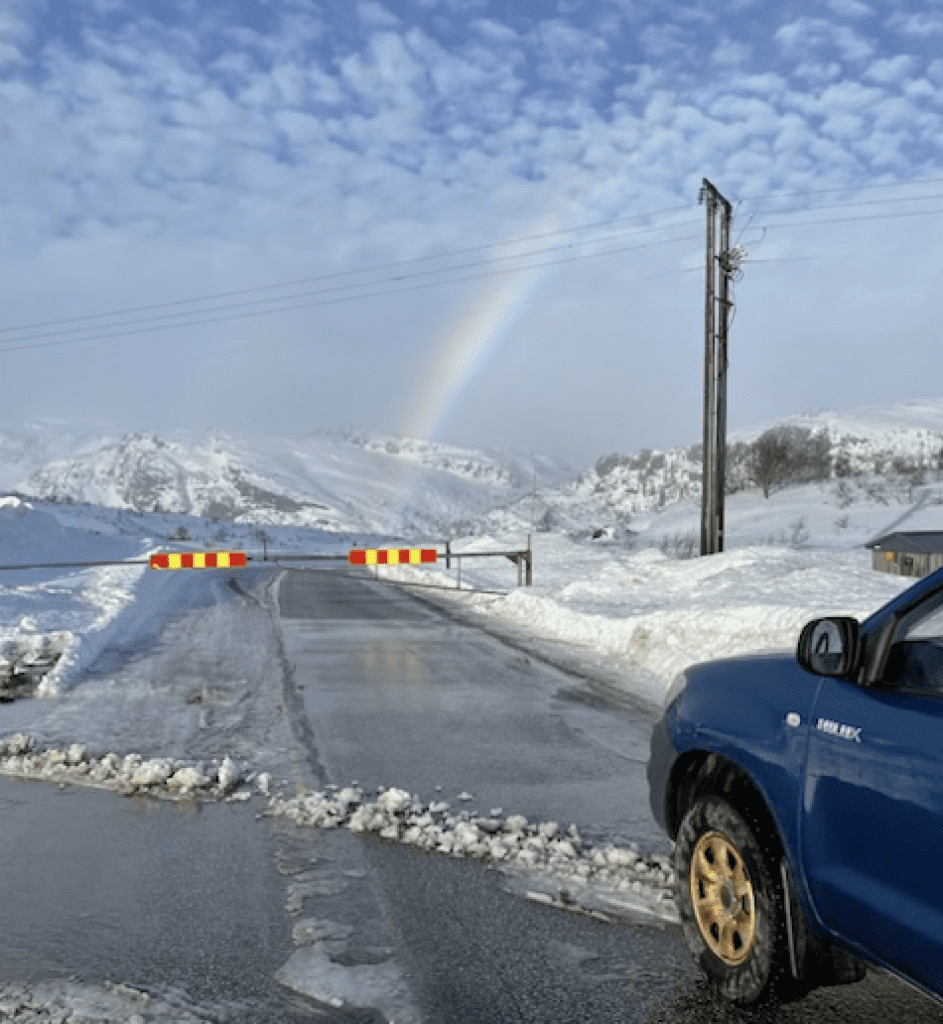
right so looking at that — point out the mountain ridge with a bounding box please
[1,399,940,539]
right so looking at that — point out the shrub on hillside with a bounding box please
[749,426,831,498]
[660,530,698,559]
[595,453,631,478]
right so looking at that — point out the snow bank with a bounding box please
[0,733,255,803]
[0,496,154,696]
[266,783,677,920]
[0,732,680,924]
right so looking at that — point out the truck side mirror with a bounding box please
[797,617,860,678]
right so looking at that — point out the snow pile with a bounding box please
[0,731,680,922]
[0,629,71,698]
[0,733,255,802]
[266,784,677,916]
[0,980,212,1023]
[0,495,153,697]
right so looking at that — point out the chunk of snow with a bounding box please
[377,787,410,813]
[66,742,87,765]
[168,766,209,792]
[216,756,239,793]
[131,759,173,787]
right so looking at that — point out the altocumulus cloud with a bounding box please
[0,0,942,464]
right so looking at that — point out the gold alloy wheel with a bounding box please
[690,830,757,966]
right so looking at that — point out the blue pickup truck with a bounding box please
[648,564,943,1007]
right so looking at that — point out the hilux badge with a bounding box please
[815,717,862,742]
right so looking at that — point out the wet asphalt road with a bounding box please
[1,565,942,1022]
[276,568,943,1024]
[276,568,665,855]
[0,775,325,1022]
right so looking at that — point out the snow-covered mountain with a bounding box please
[3,399,942,545]
[486,398,943,540]
[6,426,574,539]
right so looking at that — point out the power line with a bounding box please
[7,176,941,361]
[0,229,705,358]
[173,265,709,367]
[743,256,832,263]
[0,219,701,349]
[740,173,943,203]
[6,179,939,348]
[759,206,943,231]
[7,174,943,338]
[0,202,694,336]
[745,190,943,219]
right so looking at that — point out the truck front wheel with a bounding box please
[675,796,791,1005]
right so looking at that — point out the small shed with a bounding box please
[866,531,943,578]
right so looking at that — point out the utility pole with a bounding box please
[699,179,743,556]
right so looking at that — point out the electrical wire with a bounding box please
[729,179,943,252]
[0,229,704,357]
[0,202,695,336]
[756,206,943,231]
[746,190,943,218]
[0,220,701,349]
[6,178,940,350]
[6,175,940,362]
[742,256,832,263]
[171,262,710,367]
[740,173,943,203]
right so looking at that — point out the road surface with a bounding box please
[1,565,941,1022]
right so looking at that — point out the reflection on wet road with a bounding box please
[277,568,665,854]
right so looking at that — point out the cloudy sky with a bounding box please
[1,0,943,467]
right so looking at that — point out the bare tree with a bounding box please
[787,427,831,483]
[750,430,792,498]
[749,426,831,497]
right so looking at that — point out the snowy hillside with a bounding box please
[12,426,574,538]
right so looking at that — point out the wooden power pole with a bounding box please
[699,178,735,556]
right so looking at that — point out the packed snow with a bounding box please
[265,782,677,922]
[0,732,255,800]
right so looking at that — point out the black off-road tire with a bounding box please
[675,795,793,1006]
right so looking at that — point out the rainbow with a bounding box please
[401,212,565,440]
[384,212,569,531]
